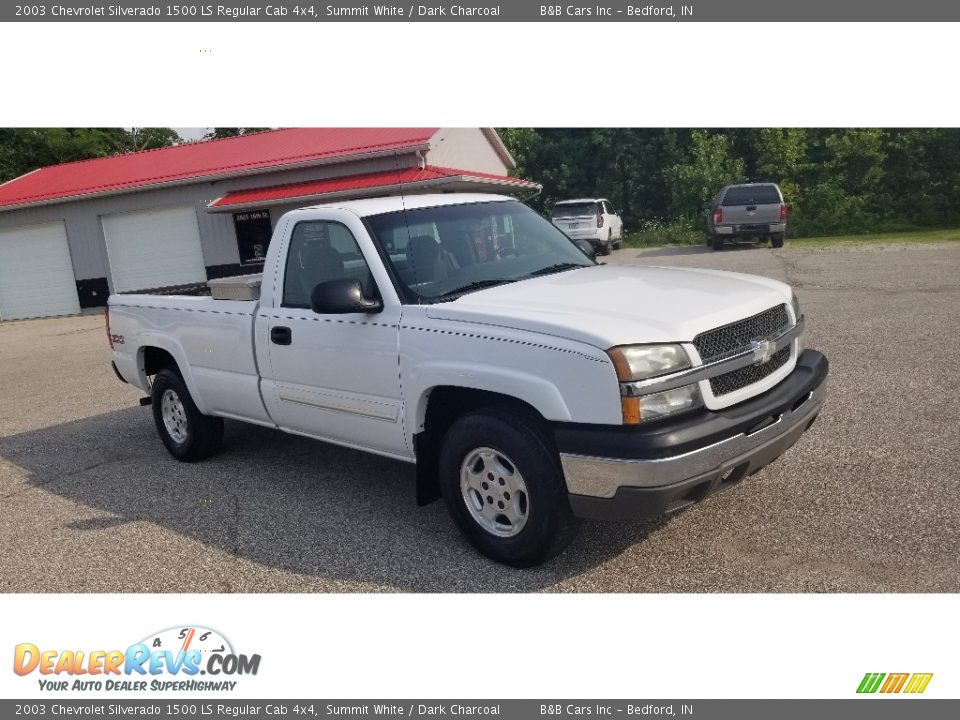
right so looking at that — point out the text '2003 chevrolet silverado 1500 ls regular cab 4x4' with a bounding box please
[107,193,829,567]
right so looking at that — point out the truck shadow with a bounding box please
[0,407,667,592]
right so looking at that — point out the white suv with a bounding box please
[551,198,625,255]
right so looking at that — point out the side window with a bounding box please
[604,201,617,215]
[282,220,374,308]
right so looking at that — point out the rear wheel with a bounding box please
[439,407,579,567]
[711,233,724,251]
[771,233,785,248]
[152,367,224,462]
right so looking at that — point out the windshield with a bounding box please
[551,202,599,217]
[365,200,595,302]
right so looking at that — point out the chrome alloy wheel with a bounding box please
[160,388,189,444]
[459,447,530,537]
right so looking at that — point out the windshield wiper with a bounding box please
[432,279,513,301]
[528,262,588,277]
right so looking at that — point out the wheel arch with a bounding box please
[412,385,558,507]
[135,336,210,414]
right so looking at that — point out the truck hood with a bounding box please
[424,264,792,349]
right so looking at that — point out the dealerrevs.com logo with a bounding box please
[13,626,261,692]
[857,672,933,694]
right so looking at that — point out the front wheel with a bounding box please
[152,367,224,462]
[438,408,579,567]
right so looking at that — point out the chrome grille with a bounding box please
[709,346,790,396]
[693,304,791,396]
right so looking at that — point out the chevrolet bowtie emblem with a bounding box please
[751,339,774,364]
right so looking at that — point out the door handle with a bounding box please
[271,326,292,345]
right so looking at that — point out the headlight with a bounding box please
[621,385,703,424]
[790,292,805,352]
[607,344,691,382]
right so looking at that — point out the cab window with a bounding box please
[282,221,375,308]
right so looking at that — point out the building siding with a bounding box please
[428,128,512,176]
[0,129,513,315]
[0,153,422,301]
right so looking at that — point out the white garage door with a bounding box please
[102,205,207,292]
[0,221,81,321]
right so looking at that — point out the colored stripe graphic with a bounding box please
[857,673,885,693]
[904,673,933,694]
[880,673,909,693]
[857,672,932,694]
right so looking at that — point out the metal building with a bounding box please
[0,128,539,321]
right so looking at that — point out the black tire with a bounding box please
[710,233,724,251]
[438,407,579,567]
[771,233,785,248]
[706,232,713,247]
[151,367,224,462]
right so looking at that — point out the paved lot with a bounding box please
[1,241,958,592]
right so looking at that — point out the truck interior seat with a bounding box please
[408,235,448,283]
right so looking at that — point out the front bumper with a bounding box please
[557,349,828,521]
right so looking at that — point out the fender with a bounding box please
[406,361,573,438]
[134,331,211,415]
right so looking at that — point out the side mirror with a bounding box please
[311,278,382,314]
[574,239,596,260]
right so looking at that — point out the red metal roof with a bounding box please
[207,165,541,210]
[0,128,439,210]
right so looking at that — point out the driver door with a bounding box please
[258,214,407,459]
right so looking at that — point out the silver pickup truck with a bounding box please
[707,183,788,251]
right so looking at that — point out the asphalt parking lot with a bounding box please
[1,241,958,592]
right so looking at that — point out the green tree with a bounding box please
[0,128,183,183]
[203,128,270,140]
[118,128,182,153]
[664,130,745,217]
[826,129,886,196]
[499,128,674,227]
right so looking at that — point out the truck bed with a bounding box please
[118,273,263,301]
[108,291,272,426]
[118,282,211,297]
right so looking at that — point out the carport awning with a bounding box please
[207,165,541,212]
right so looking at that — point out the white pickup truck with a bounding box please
[108,193,829,567]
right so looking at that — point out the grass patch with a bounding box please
[786,227,960,248]
[621,218,703,248]
[621,225,960,249]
